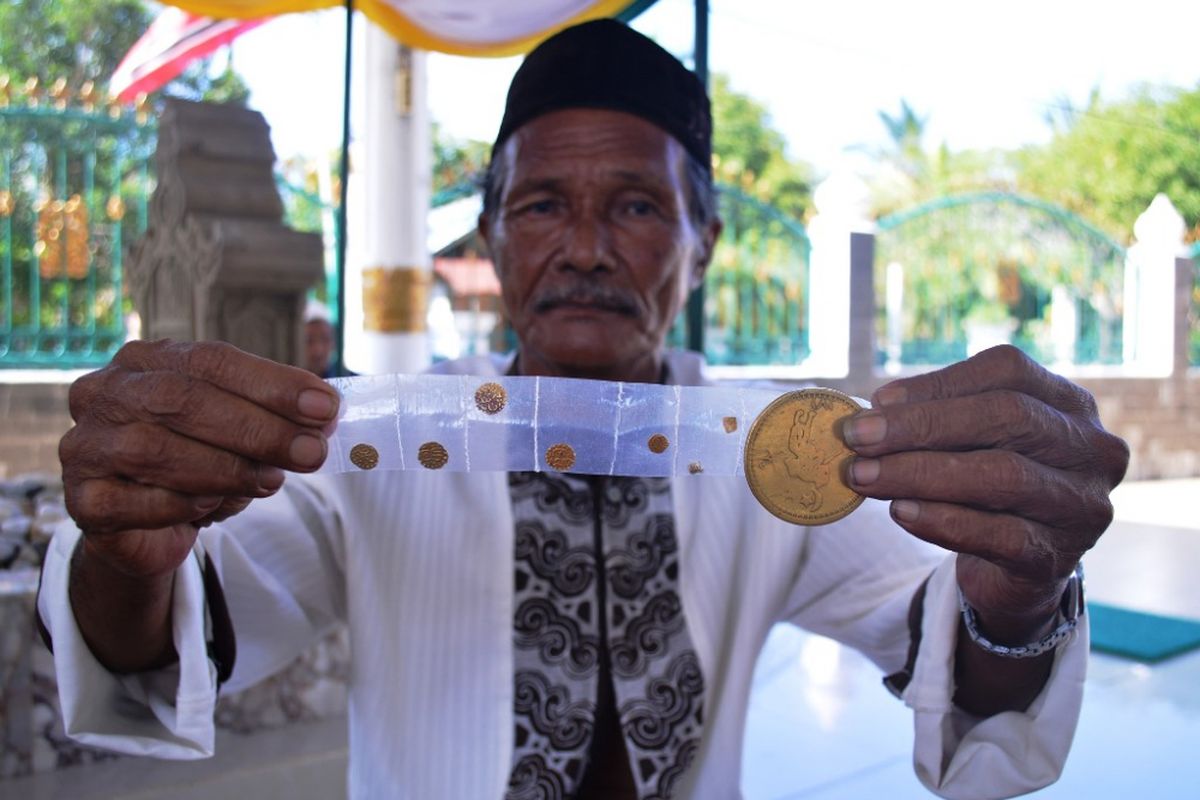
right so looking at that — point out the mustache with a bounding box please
[531,284,641,317]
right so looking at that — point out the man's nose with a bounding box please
[560,212,615,273]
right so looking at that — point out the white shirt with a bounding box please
[39,350,1088,799]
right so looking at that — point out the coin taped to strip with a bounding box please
[320,374,866,524]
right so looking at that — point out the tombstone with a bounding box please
[126,98,324,365]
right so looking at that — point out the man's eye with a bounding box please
[522,199,558,215]
[624,200,656,217]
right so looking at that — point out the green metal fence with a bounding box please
[0,91,341,370]
[876,192,1127,367]
[0,85,154,368]
[671,184,811,365]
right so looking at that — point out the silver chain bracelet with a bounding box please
[958,563,1085,659]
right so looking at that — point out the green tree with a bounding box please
[432,121,489,201]
[877,98,929,181]
[0,0,250,365]
[0,0,250,106]
[868,99,1012,217]
[0,0,148,86]
[1015,84,1200,244]
[710,73,813,221]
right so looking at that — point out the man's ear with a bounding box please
[477,213,491,250]
[690,217,723,290]
[478,213,500,276]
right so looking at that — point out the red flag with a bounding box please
[109,7,268,102]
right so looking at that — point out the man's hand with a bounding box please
[58,339,340,671]
[842,345,1128,713]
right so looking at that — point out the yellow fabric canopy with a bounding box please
[167,0,653,56]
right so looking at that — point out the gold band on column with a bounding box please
[363,266,431,333]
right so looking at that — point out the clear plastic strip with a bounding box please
[321,373,788,477]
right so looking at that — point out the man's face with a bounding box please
[304,319,334,376]
[480,109,718,382]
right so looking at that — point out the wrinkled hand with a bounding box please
[843,345,1129,633]
[60,339,340,580]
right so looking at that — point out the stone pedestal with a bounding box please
[127,99,323,365]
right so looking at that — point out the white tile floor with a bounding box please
[740,479,1200,799]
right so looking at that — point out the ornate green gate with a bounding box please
[677,184,811,365]
[876,192,1126,367]
[0,79,154,368]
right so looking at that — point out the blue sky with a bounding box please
[230,0,1200,175]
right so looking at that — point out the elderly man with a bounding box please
[303,300,337,378]
[41,19,1126,800]
[304,300,355,379]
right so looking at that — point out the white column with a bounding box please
[1122,194,1187,376]
[1049,285,1077,368]
[345,23,432,375]
[805,171,873,378]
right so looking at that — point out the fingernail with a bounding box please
[892,499,920,522]
[844,413,887,447]
[850,458,879,485]
[257,465,285,493]
[290,433,326,468]
[298,389,337,420]
[195,496,223,513]
[873,384,907,407]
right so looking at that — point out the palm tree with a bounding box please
[878,98,929,181]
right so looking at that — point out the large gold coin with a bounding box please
[744,388,865,526]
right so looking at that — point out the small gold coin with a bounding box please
[349,443,379,470]
[744,388,864,526]
[545,443,576,471]
[723,416,738,434]
[474,382,507,414]
[647,433,670,454]
[417,441,449,469]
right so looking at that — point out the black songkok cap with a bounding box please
[493,19,712,171]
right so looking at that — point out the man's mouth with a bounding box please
[532,287,639,318]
